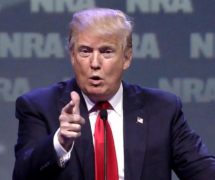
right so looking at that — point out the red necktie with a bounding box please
[93,101,119,180]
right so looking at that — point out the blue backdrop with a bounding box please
[0,1,215,179]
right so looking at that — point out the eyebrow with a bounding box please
[78,45,93,50]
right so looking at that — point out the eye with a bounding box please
[100,47,115,58]
[78,46,92,57]
[100,47,113,54]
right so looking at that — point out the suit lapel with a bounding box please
[123,83,148,180]
[58,79,95,180]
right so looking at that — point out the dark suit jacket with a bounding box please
[13,79,215,180]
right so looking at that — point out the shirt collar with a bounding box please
[82,83,123,116]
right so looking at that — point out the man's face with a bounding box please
[71,31,132,102]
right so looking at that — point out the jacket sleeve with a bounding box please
[171,97,215,180]
[13,95,63,180]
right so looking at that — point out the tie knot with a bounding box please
[96,101,111,110]
[90,101,112,112]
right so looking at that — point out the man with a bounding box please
[13,8,215,180]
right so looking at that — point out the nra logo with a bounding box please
[127,0,193,14]
[0,0,26,11]
[0,143,6,155]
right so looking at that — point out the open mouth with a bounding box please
[91,76,101,80]
[89,76,103,86]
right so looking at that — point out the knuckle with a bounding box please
[74,132,81,138]
[59,114,64,121]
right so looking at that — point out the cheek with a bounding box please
[105,63,124,80]
[72,57,87,73]
[74,64,87,76]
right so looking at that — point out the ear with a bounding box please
[70,49,75,65]
[123,48,132,70]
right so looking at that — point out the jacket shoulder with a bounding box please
[123,82,181,107]
[16,80,71,106]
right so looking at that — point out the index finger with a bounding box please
[62,91,80,115]
[62,102,74,114]
[70,91,80,114]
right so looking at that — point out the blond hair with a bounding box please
[68,8,133,51]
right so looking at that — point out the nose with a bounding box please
[90,50,101,70]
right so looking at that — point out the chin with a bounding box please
[86,90,108,101]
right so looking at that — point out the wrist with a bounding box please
[58,132,74,151]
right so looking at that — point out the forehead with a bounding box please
[75,31,122,48]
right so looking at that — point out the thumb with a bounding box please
[70,91,80,114]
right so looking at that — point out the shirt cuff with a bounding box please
[53,128,74,167]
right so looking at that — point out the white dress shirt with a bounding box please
[54,83,124,179]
